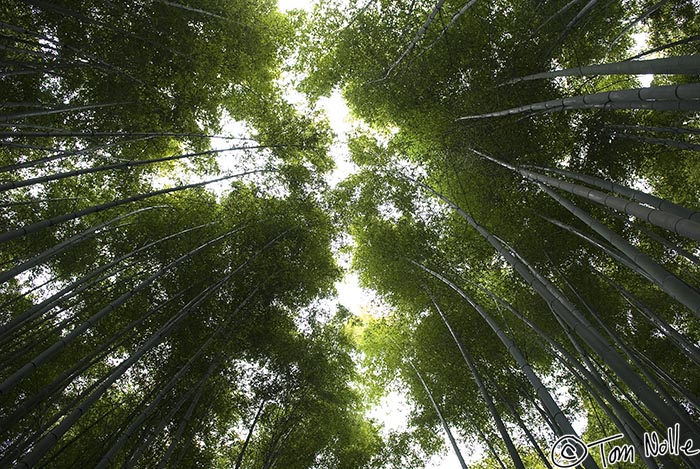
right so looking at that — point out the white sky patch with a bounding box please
[318,91,358,188]
[631,31,653,87]
[369,390,412,433]
[426,438,475,469]
[277,0,314,12]
[335,271,369,314]
[207,112,259,195]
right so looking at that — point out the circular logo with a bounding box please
[550,435,589,468]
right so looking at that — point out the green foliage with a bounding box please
[2,0,700,467]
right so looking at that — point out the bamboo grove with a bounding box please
[0,0,699,468]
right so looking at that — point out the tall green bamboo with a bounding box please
[426,289,525,469]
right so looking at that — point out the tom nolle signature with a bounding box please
[550,424,699,468]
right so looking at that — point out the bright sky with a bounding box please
[209,1,605,466]
[274,2,506,466]
[277,0,314,11]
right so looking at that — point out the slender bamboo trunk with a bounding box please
[153,0,227,20]
[533,0,583,34]
[123,383,200,468]
[456,83,700,120]
[470,274,660,467]
[494,385,554,469]
[478,150,700,240]
[0,259,141,355]
[606,124,700,136]
[506,55,699,85]
[530,164,699,222]
[381,0,447,79]
[19,285,259,468]
[562,270,698,441]
[634,349,700,411]
[0,271,61,310]
[427,290,525,469]
[20,0,188,59]
[407,176,700,451]
[0,130,250,140]
[233,399,267,469]
[538,214,654,283]
[419,0,478,54]
[538,184,700,318]
[501,235,700,438]
[90,231,287,467]
[612,132,700,152]
[608,0,670,51]
[257,406,298,469]
[592,268,700,366]
[39,406,116,467]
[0,205,166,285]
[0,275,181,459]
[0,226,245,395]
[407,359,470,469]
[473,422,508,469]
[630,220,700,267]
[527,390,561,435]
[0,169,265,244]
[590,356,663,432]
[0,136,154,173]
[0,145,281,192]
[156,359,219,468]
[0,20,142,86]
[550,0,599,53]
[0,102,129,123]
[627,34,700,60]
[412,261,600,469]
[0,266,146,369]
[0,289,188,433]
[0,197,82,208]
[0,222,214,341]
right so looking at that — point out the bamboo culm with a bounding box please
[530,163,700,222]
[409,176,700,451]
[92,289,259,469]
[427,290,525,469]
[408,359,470,469]
[538,184,700,319]
[412,260,601,469]
[610,131,700,152]
[592,269,700,367]
[562,272,699,443]
[381,0,447,80]
[0,136,154,173]
[0,205,167,285]
[478,150,700,240]
[90,229,287,466]
[538,214,654,284]
[607,0,670,51]
[156,359,220,468]
[456,83,700,120]
[0,221,215,341]
[505,55,700,85]
[0,289,189,434]
[495,386,554,469]
[16,280,258,468]
[552,0,598,52]
[499,234,700,440]
[0,169,265,244]
[0,145,281,193]
[469,275,659,468]
[125,382,200,468]
[0,226,245,396]
[233,399,267,469]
